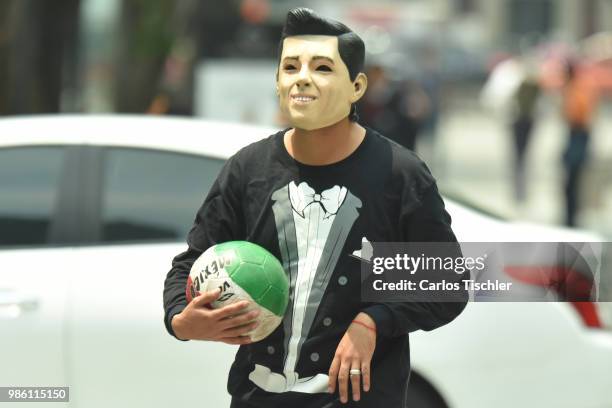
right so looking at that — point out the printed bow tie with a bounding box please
[289,181,348,218]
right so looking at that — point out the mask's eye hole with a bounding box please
[316,65,332,72]
[283,63,297,71]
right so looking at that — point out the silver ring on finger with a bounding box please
[349,369,361,376]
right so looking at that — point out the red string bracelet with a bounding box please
[351,320,376,333]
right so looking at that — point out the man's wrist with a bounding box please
[356,312,376,328]
[352,312,377,334]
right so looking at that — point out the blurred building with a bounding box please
[271,0,612,50]
[476,0,612,49]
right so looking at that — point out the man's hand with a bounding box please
[328,312,377,403]
[171,288,259,345]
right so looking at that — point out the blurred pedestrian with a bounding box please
[481,55,541,203]
[511,68,540,202]
[147,39,196,116]
[561,60,599,227]
[358,64,430,151]
[415,46,443,171]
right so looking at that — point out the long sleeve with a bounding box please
[362,182,468,338]
[163,155,245,339]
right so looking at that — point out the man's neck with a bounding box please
[284,119,366,166]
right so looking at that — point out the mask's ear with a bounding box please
[275,70,280,96]
[349,72,368,103]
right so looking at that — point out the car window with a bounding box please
[0,146,66,247]
[100,148,225,243]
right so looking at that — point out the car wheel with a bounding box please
[405,376,448,408]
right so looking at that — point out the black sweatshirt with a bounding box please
[163,127,468,408]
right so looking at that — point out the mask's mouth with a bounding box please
[291,94,317,104]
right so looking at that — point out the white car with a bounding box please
[1,115,610,408]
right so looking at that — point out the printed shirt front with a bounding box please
[163,127,467,408]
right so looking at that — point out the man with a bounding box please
[164,8,467,407]
[511,64,540,203]
[561,59,598,227]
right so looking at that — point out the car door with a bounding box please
[0,146,77,390]
[67,146,236,408]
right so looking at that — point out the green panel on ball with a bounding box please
[215,241,252,276]
[213,241,289,317]
[236,241,267,265]
[263,256,288,287]
[257,285,289,317]
[232,263,269,299]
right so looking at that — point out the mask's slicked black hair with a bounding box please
[278,8,365,121]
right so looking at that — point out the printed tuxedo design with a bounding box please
[248,181,362,393]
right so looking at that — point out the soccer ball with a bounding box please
[186,241,289,342]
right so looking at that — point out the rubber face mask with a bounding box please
[276,35,362,130]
